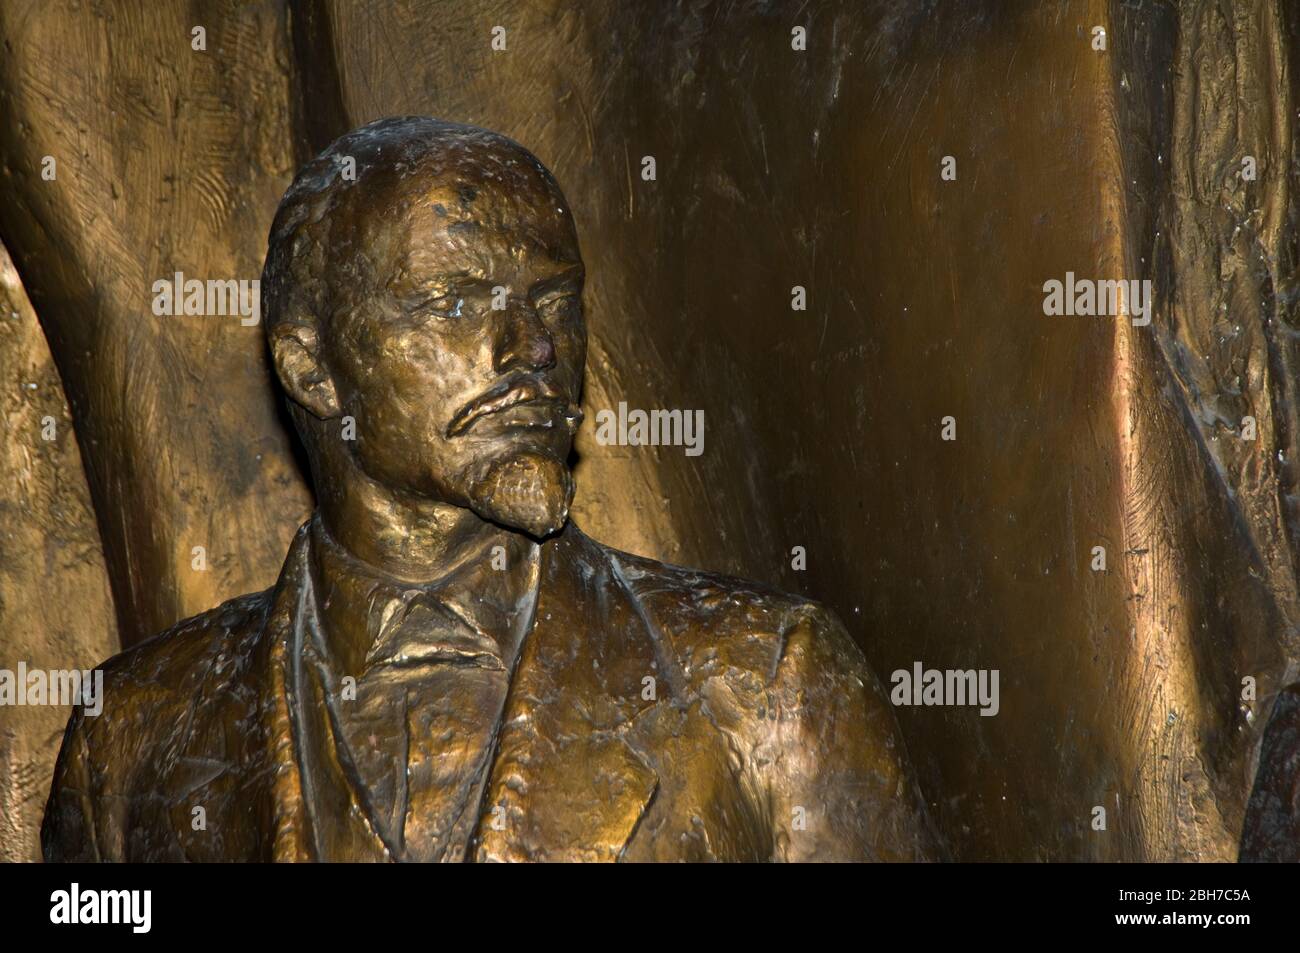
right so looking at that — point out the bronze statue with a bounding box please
[42,117,938,862]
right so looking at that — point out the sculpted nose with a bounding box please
[493,304,556,373]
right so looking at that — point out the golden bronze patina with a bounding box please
[4,0,1297,865]
[40,118,939,862]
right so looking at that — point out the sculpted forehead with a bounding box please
[339,135,581,285]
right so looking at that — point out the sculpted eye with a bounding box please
[420,294,464,320]
[538,293,580,319]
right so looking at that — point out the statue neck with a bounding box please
[313,447,532,585]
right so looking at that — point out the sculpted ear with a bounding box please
[269,321,341,419]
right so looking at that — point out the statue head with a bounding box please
[263,117,586,539]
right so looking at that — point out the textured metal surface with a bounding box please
[0,242,117,861]
[0,0,313,652]
[2,0,1298,861]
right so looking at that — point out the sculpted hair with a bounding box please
[261,115,568,344]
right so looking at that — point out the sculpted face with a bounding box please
[285,130,588,538]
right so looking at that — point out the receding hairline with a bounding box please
[287,117,565,213]
[261,118,579,336]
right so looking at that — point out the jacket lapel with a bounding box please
[257,523,391,862]
[474,524,661,862]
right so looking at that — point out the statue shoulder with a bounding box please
[105,589,269,691]
[42,589,273,860]
[602,543,864,685]
[67,589,272,765]
[595,541,939,860]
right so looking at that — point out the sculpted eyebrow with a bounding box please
[394,272,486,303]
[531,266,585,298]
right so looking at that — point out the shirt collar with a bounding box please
[306,514,540,678]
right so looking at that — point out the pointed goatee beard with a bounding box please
[466,450,574,539]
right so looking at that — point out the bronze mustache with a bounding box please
[445,374,583,438]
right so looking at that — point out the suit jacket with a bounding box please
[42,519,939,862]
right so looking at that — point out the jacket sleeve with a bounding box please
[766,605,943,862]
